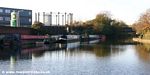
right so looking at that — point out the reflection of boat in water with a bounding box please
[0,39,100,60]
[66,42,80,49]
[0,43,67,60]
[22,43,67,53]
[0,46,20,60]
[44,35,67,44]
[54,35,67,43]
[0,34,20,46]
[89,40,100,44]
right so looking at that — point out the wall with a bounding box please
[0,26,35,35]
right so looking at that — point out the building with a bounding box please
[0,7,32,27]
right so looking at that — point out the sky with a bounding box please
[0,0,150,25]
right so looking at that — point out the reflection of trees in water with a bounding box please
[32,51,45,58]
[135,43,150,62]
[103,38,137,45]
[79,43,125,57]
[93,44,125,57]
[93,44,111,57]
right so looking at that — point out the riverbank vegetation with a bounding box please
[132,9,150,39]
[72,12,134,39]
[31,12,135,39]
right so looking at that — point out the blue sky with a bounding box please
[0,0,150,25]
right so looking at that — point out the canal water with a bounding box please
[0,40,150,75]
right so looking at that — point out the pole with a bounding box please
[58,12,60,26]
[38,12,40,22]
[67,14,69,25]
[65,12,66,25]
[17,11,20,27]
[35,13,37,22]
[62,15,64,25]
[70,13,73,25]
[50,12,52,25]
[43,12,45,24]
[56,15,57,25]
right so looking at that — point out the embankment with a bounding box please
[133,38,150,44]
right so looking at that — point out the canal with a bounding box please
[0,39,150,75]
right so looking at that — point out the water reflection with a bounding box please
[0,39,141,60]
[80,44,127,57]
[0,46,20,60]
[1,39,150,75]
[0,43,67,62]
[135,43,150,62]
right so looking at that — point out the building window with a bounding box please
[29,12,32,15]
[0,17,3,21]
[12,10,16,12]
[29,18,32,22]
[5,17,10,21]
[5,9,11,13]
[0,9,3,13]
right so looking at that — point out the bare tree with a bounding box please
[132,8,150,33]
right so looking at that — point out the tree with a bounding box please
[31,21,44,29]
[139,9,150,27]
[73,12,129,39]
[111,20,128,37]
[31,21,45,35]
[93,13,113,36]
[132,8,150,34]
